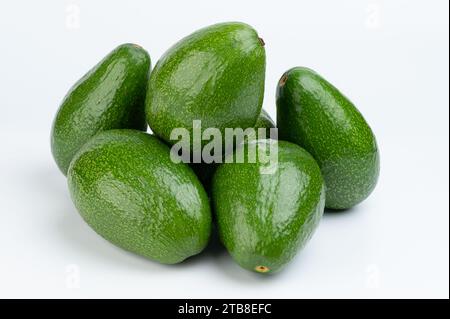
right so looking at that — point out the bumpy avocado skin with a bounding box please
[276,67,379,209]
[247,109,277,141]
[67,130,211,264]
[51,44,151,175]
[212,140,325,274]
[192,109,276,193]
[145,22,266,150]
[255,109,276,131]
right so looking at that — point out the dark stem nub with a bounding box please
[258,37,265,47]
[279,73,288,86]
[255,265,270,273]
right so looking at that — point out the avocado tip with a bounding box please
[279,73,288,86]
[258,37,265,47]
[255,265,270,273]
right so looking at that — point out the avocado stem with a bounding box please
[255,265,270,273]
[258,37,265,47]
[279,73,288,86]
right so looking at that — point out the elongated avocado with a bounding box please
[276,67,379,209]
[212,139,325,273]
[67,130,211,264]
[51,43,151,175]
[145,22,266,151]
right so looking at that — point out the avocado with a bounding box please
[212,139,325,274]
[276,67,379,209]
[67,129,211,264]
[51,43,151,175]
[145,22,266,151]
[255,109,276,131]
[247,109,276,141]
[192,109,276,193]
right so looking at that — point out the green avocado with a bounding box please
[145,22,266,151]
[212,139,325,274]
[255,109,276,131]
[67,129,211,264]
[276,67,379,209]
[192,109,276,193]
[51,43,151,175]
[247,109,276,141]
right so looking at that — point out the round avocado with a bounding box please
[145,22,266,151]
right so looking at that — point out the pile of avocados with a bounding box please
[51,22,379,274]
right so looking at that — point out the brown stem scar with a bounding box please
[258,37,265,47]
[279,73,288,86]
[255,265,270,273]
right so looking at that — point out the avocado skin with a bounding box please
[192,109,276,193]
[51,43,151,175]
[212,140,325,273]
[255,109,276,131]
[145,22,266,150]
[248,109,276,141]
[276,67,379,209]
[67,130,211,264]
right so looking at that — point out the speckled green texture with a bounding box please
[276,67,380,209]
[145,22,266,150]
[246,109,277,141]
[254,109,276,131]
[212,139,325,274]
[192,109,276,194]
[51,43,151,175]
[67,130,211,264]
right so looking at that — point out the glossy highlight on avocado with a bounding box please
[145,22,266,151]
[276,67,379,209]
[51,43,151,175]
[67,130,211,264]
[212,139,325,273]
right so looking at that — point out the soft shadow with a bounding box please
[214,255,290,283]
[173,224,226,267]
[323,201,371,216]
[325,206,358,214]
[36,164,289,280]
[178,224,285,283]
[208,230,289,283]
[56,210,169,272]
[35,165,169,272]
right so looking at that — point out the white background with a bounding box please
[0,0,448,298]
